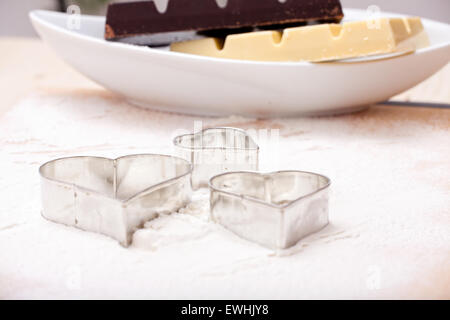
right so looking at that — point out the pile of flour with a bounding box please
[0,92,448,298]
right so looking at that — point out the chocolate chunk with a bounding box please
[105,0,344,41]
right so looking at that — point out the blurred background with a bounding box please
[1,0,449,37]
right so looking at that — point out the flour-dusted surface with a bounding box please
[0,91,449,299]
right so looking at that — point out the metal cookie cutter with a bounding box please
[173,127,259,190]
[39,154,192,246]
[209,171,331,250]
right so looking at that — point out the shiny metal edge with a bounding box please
[39,154,193,203]
[173,127,260,151]
[208,170,331,209]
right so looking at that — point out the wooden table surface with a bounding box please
[0,37,449,299]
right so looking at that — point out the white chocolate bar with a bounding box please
[170,17,430,62]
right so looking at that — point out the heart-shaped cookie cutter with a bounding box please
[173,127,259,189]
[39,154,192,246]
[209,170,331,250]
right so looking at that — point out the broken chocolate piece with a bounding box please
[105,0,344,41]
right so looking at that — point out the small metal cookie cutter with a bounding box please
[39,154,192,246]
[173,127,259,190]
[209,170,331,250]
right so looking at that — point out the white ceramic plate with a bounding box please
[30,9,450,117]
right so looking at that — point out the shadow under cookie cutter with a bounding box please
[209,170,331,250]
[173,127,259,190]
[39,154,192,246]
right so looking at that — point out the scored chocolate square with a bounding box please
[105,0,344,41]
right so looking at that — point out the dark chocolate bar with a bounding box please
[105,0,344,41]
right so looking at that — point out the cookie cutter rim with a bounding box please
[209,170,331,209]
[173,127,260,151]
[39,154,193,203]
[209,170,331,249]
[39,153,193,246]
[173,127,260,190]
